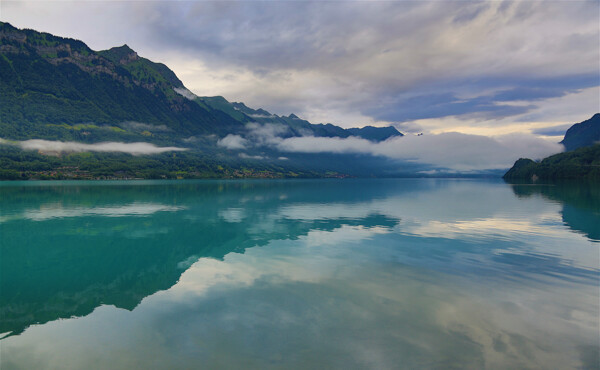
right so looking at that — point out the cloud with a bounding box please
[238,124,562,171]
[173,87,197,100]
[238,153,265,160]
[245,122,290,145]
[531,124,572,137]
[146,1,598,126]
[217,134,248,150]
[248,113,276,119]
[0,138,187,155]
[393,121,424,135]
[3,1,598,130]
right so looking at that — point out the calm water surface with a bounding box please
[1,179,598,369]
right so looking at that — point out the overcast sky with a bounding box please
[2,0,599,137]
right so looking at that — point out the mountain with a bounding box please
[560,113,600,151]
[347,126,402,142]
[503,144,600,181]
[204,98,403,141]
[0,21,401,143]
[0,22,247,140]
[0,21,406,179]
[504,114,600,181]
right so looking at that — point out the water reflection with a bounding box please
[509,180,600,242]
[0,179,598,369]
[0,180,403,338]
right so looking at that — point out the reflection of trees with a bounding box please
[0,180,404,338]
[508,181,600,242]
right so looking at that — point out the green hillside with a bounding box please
[503,144,600,181]
[0,21,401,145]
[0,22,248,142]
[0,22,411,179]
[504,114,600,181]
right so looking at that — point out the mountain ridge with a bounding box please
[0,21,401,144]
[560,113,600,151]
[504,114,600,181]
[0,21,408,179]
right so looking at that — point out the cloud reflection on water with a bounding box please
[0,179,597,369]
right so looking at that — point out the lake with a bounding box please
[0,179,598,369]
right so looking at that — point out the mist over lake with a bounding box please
[1,179,598,369]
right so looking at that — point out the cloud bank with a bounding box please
[237,124,563,171]
[0,138,187,155]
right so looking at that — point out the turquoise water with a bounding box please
[0,179,598,369]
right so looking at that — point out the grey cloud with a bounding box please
[1,138,187,155]
[363,73,599,122]
[4,1,599,126]
[366,92,536,122]
[136,1,599,123]
[531,124,572,137]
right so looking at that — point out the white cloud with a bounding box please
[238,153,264,160]
[238,125,562,170]
[248,113,276,119]
[0,138,187,155]
[217,134,248,150]
[245,122,289,145]
[173,87,197,100]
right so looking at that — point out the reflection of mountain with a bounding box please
[0,180,404,338]
[508,181,600,242]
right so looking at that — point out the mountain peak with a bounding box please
[288,113,299,119]
[560,113,600,151]
[0,21,17,31]
[101,44,139,64]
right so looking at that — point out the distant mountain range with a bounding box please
[1,22,597,180]
[0,22,400,143]
[504,114,600,181]
[0,21,411,179]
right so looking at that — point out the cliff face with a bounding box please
[560,113,600,151]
